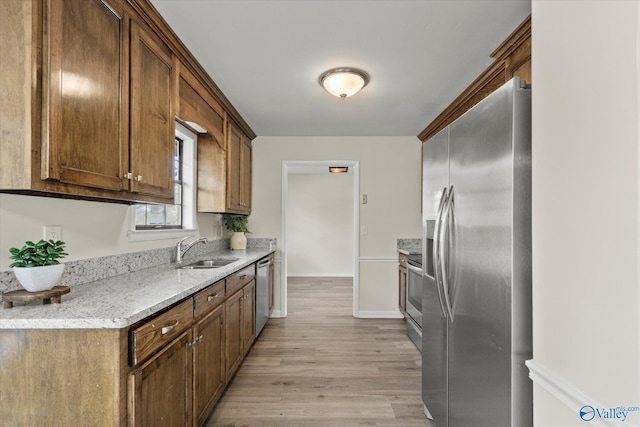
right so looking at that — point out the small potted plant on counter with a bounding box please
[9,239,68,292]
[222,214,250,250]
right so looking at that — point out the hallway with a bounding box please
[206,277,432,426]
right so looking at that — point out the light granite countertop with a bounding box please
[0,248,274,330]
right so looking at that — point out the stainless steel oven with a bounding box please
[406,257,424,350]
[406,220,434,352]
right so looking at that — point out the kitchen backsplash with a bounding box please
[0,238,276,294]
[397,238,422,253]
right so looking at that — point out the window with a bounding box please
[134,137,183,230]
[128,122,197,241]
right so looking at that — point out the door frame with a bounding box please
[280,160,360,317]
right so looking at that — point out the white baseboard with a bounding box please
[357,310,404,319]
[526,359,638,426]
[287,273,353,278]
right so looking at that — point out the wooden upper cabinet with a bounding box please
[129,18,176,199]
[241,136,252,213]
[43,0,129,192]
[226,121,252,214]
[418,15,531,142]
[1,0,255,205]
[38,0,176,203]
[178,65,230,213]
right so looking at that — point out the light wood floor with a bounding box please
[206,277,434,427]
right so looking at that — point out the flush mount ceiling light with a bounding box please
[319,67,370,100]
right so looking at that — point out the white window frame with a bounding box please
[128,122,198,242]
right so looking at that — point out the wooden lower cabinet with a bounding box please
[225,280,256,381]
[399,253,407,314]
[0,328,128,427]
[0,264,260,426]
[129,330,193,427]
[193,304,226,426]
[225,287,244,381]
[242,280,256,355]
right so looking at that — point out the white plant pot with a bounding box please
[230,232,247,250]
[13,264,65,292]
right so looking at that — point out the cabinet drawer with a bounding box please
[226,264,255,295]
[194,280,226,319]
[129,298,194,366]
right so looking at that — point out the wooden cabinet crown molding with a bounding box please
[127,0,256,140]
[418,14,531,142]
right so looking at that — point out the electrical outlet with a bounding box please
[360,225,368,236]
[362,194,368,204]
[43,225,62,241]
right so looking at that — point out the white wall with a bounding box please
[0,193,221,271]
[287,173,353,276]
[531,1,639,425]
[250,136,423,315]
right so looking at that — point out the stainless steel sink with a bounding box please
[178,258,238,269]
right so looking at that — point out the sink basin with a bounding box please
[179,258,238,269]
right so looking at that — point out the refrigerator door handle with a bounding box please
[432,187,448,318]
[439,185,455,321]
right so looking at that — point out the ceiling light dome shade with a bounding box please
[320,68,370,99]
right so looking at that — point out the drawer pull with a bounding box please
[161,320,179,335]
[239,274,248,280]
[207,293,219,302]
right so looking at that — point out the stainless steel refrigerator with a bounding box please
[421,77,532,427]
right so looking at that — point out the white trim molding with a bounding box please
[359,256,398,263]
[526,359,638,427]
[358,310,404,319]
[281,160,360,318]
[287,273,353,278]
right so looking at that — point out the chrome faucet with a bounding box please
[175,237,208,264]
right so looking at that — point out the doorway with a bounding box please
[280,160,360,317]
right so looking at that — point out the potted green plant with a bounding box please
[9,239,68,292]
[222,214,249,250]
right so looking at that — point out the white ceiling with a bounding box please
[150,0,531,137]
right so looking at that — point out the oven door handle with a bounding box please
[407,263,423,275]
[432,187,448,318]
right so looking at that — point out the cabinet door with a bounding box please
[129,330,193,427]
[129,19,176,200]
[399,264,407,314]
[242,280,256,355]
[268,256,275,312]
[240,136,252,213]
[44,0,129,191]
[193,304,225,427]
[224,288,243,381]
[225,122,243,213]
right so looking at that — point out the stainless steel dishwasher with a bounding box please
[255,255,271,336]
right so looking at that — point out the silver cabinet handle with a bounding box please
[188,335,204,348]
[207,293,219,302]
[135,175,143,182]
[161,320,179,335]
[124,172,133,179]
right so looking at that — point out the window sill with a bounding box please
[128,228,197,243]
